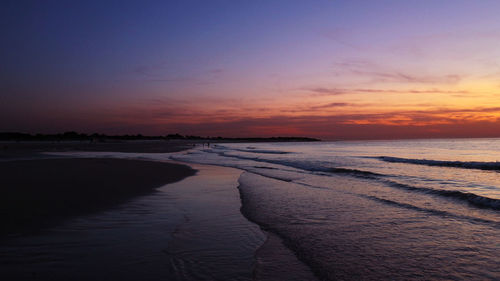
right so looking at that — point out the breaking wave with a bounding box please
[385,181,500,210]
[194,148,500,211]
[376,156,500,171]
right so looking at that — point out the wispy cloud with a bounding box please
[354,71,462,84]
[306,87,469,96]
[332,59,464,85]
[279,102,357,113]
[307,88,345,96]
[309,102,351,110]
[321,28,361,50]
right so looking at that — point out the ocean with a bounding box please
[2,139,499,280]
[172,139,500,280]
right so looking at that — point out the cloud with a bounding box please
[389,30,500,59]
[309,102,351,110]
[142,113,500,140]
[278,102,357,113]
[355,71,462,84]
[95,100,500,138]
[307,87,345,96]
[321,28,361,50]
[332,59,463,85]
[332,106,500,126]
[306,87,469,96]
[8,86,500,140]
[333,58,375,69]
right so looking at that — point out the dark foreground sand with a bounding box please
[0,158,196,237]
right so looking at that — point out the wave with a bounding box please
[234,148,292,154]
[218,152,330,172]
[329,167,500,210]
[219,151,382,178]
[376,156,500,171]
[212,150,500,210]
[223,153,386,181]
[359,194,500,227]
[328,167,383,179]
[328,166,500,210]
[253,166,278,170]
[386,181,500,210]
[213,145,291,154]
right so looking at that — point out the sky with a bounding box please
[2,0,500,139]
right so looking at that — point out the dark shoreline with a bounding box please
[0,140,195,159]
[0,158,196,238]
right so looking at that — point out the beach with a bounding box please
[2,139,500,280]
[1,142,314,280]
[0,140,196,238]
[0,158,195,237]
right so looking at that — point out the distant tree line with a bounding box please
[0,132,320,142]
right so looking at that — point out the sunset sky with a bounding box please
[2,0,500,139]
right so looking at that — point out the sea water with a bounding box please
[171,139,500,280]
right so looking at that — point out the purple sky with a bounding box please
[2,0,500,139]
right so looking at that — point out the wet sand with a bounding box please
[0,164,270,281]
[0,158,195,237]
